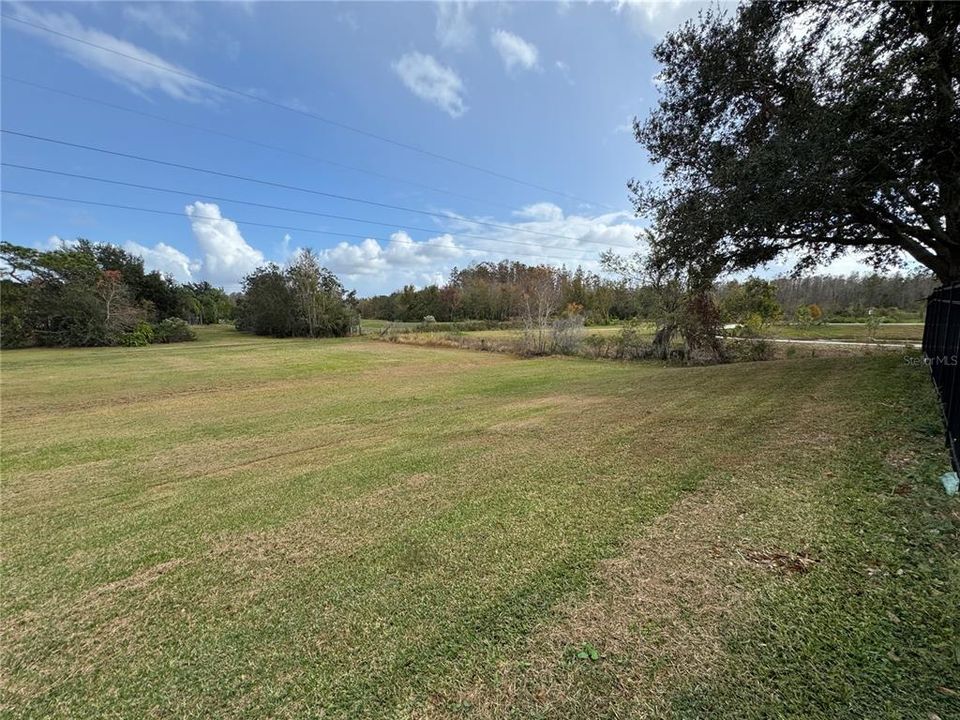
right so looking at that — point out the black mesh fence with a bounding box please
[922,283,960,473]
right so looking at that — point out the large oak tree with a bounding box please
[633,1,960,283]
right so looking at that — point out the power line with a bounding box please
[1,190,609,267]
[1,163,633,255]
[2,129,610,243]
[0,12,615,210]
[2,164,619,258]
[2,74,519,213]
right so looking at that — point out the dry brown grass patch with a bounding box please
[741,548,818,576]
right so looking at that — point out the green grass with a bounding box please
[760,322,924,343]
[1,326,956,718]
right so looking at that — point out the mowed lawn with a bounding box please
[1,327,957,718]
[762,322,925,343]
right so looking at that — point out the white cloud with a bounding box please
[392,52,467,118]
[7,3,217,102]
[758,248,921,280]
[122,4,199,44]
[613,0,710,40]
[490,29,539,72]
[319,231,464,278]
[311,204,645,294]
[124,240,200,282]
[435,1,475,50]
[439,204,642,270]
[185,202,264,286]
[514,203,565,223]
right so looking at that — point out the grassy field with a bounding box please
[762,323,924,343]
[1,326,957,718]
[365,320,924,345]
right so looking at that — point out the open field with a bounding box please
[364,320,924,346]
[2,326,958,718]
[762,323,924,343]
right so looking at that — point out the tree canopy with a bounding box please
[0,240,230,348]
[234,250,358,338]
[634,1,960,283]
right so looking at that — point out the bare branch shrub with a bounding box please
[551,313,585,355]
[519,268,561,356]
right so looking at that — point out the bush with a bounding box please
[728,338,775,362]
[583,333,610,358]
[612,323,653,360]
[551,314,585,355]
[153,317,196,343]
[119,321,155,347]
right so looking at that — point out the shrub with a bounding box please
[520,326,551,356]
[583,333,609,358]
[119,321,155,347]
[153,317,196,343]
[865,311,885,340]
[612,323,652,360]
[739,312,765,337]
[551,314,585,355]
[729,338,775,362]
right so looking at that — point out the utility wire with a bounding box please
[1,162,637,253]
[0,13,615,210]
[2,75,520,213]
[1,190,610,266]
[3,129,614,243]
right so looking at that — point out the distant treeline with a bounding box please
[360,261,938,324]
[2,239,938,350]
[360,262,655,324]
[0,240,231,348]
[766,273,937,318]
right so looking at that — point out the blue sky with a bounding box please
[1,1,875,293]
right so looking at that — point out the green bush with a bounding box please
[153,317,196,343]
[119,321,155,347]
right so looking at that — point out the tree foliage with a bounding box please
[234,250,357,338]
[0,240,211,348]
[359,261,649,324]
[634,1,960,282]
[721,277,783,325]
[602,233,725,362]
[182,282,234,325]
